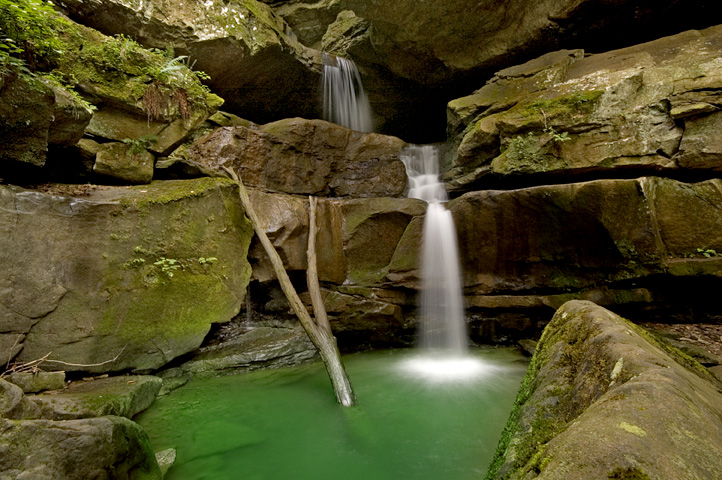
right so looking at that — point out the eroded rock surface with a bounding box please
[486,300,722,479]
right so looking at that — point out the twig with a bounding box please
[43,346,126,367]
[2,347,126,377]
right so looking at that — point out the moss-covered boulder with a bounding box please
[51,21,224,157]
[94,141,155,184]
[188,118,408,197]
[0,178,253,373]
[0,71,92,170]
[59,0,324,125]
[486,300,722,479]
[446,25,722,192]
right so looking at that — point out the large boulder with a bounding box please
[0,178,253,373]
[54,21,223,155]
[315,0,721,140]
[57,0,324,125]
[187,118,408,197]
[446,25,722,191]
[486,300,722,479]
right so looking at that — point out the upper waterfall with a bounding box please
[322,55,374,132]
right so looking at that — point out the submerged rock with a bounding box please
[0,178,253,373]
[446,25,722,191]
[486,300,722,479]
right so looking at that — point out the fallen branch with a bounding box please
[2,347,126,377]
[223,166,356,406]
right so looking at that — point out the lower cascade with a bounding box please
[400,145,483,381]
[321,54,373,132]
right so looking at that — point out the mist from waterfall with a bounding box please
[400,145,468,359]
[322,55,373,132]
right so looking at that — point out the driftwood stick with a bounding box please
[223,167,356,406]
[306,196,332,337]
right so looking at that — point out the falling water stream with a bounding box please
[398,145,488,382]
[322,54,373,132]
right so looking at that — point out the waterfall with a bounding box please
[400,145,468,356]
[322,55,373,132]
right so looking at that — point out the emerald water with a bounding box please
[136,348,527,480]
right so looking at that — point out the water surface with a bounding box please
[136,348,527,480]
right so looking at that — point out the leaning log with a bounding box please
[223,167,356,406]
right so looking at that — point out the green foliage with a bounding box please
[40,71,97,115]
[122,135,158,155]
[505,132,543,163]
[0,0,67,73]
[698,247,718,258]
[684,247,719,258]
[154,257,181,277]
[198,257,217,265]
[544,125,571,143]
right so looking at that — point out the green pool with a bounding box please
[135,348,528,480]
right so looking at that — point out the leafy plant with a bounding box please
[122,135,158,155]
[154,257,181,277]
[0,0,68,73]
[544,126,571,143]
[697,248,718,258]
[198,257,218,265]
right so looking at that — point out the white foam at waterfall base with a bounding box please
[400,145,488,382]
[322,56,373,132]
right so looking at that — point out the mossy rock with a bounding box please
[0,415,161,479]
[486,300,722,479]
[2,178,253,373]
[29,375,162,420]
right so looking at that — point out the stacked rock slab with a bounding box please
[58,0,325,125]
[446,25,722,192]
[0,377,162,479]
[486,300,722,479]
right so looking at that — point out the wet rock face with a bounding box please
[446,25,722,192]
[0,178,253,373]
[487,300,722,479]
[188,118,408,197]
